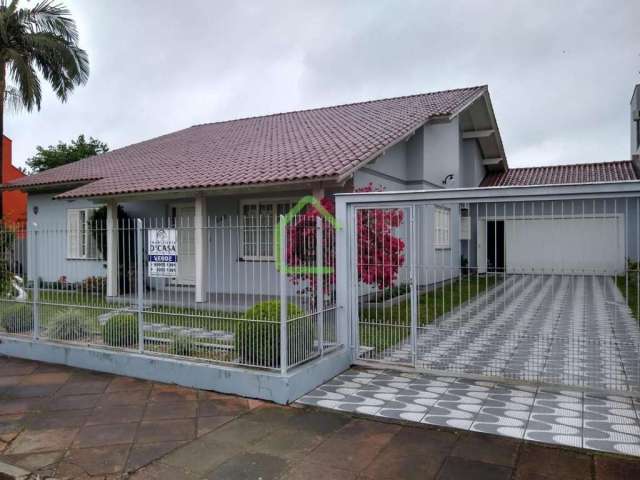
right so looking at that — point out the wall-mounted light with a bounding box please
[442,174,455,185]
[32,206,39,215]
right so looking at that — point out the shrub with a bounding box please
[169,335,198,357]
[47,309,91,341]
[237,300,314,368]
[0,303,33,333]
[81,276,106,293]
[0,224,17,296]
[103,313,138,347]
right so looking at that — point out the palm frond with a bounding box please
[5,47,42,110]
[0,1,18,45]
[23,0,79,44]
[0,1,88,111]
[24,31,90,90]
[3,85,26,113]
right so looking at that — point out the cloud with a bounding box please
[5,0,640,170]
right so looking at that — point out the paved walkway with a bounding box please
[298,368,640,458]
[1,357,640,479]
[378,275,640,392]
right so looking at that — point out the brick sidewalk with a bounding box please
[1,356,639,479]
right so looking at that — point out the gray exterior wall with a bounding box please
[27,193,168,283]
[28,194,107,283]
[27,190,311,296]
[353,116,486,191]
[352,117,486,286]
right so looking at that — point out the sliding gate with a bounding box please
[337,183,640,394]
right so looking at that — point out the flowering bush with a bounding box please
[285,184,405,292]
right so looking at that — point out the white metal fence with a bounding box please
[336,183,640,394]
[0,214,338,373]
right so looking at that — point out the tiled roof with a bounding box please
[7,86,487,198]
[480,161,638,187]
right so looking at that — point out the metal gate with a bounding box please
[336,183,640,394]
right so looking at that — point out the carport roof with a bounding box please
[480,161,638,187]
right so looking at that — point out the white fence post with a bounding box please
[194,195,208,303]
[32,223,39,340]
[409,206,418,367]
[334,197,351,357]
[316,216,324,356]
[279,216,288,374]
[136,219,144,353]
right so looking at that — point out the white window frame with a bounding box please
[67,207,102,260]
[434,206,451,249]
[240,198,295,261]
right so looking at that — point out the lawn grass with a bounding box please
[4,275,499,362]
[2,291,243,355]
[359,274,500,353]
[616,272,640,321]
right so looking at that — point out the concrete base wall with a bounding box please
[0,336,350,404]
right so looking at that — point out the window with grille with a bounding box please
[67,208,101,259]
[241,200,294,260]
[434,206,451,249]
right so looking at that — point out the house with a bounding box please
[3,84,639,303]
[1,136,27,227]
[4,85,507,302]
[2,84,640,406]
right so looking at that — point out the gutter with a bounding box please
[0,179,97,193]
[51,175,345,202]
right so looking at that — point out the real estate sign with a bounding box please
[148,228,177,278]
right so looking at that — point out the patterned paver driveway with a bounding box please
[382,275,640,393]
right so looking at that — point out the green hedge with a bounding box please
[237,300,315,368]
[103,313,138,347]
[47,309,91,341]
[169,335,198,357]
[0,303,33,333]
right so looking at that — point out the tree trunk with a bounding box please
[0,62,5,222]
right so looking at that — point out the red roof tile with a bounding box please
[8,86,486,198]
[480,161,638,187]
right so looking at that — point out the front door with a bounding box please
[173,205,196,285]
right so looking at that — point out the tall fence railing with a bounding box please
[336,183,640,393]
[0,214,338,373]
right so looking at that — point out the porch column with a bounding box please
[106,201,119,297]
[195,195,208,303]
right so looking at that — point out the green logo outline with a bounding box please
[274,195,340,274]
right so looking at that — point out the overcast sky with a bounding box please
[6,0,640,170]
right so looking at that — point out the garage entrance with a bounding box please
[337,184,640,394]
[480,215,625,275]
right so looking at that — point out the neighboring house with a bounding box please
[2,136,27,227]
[4,85,506,299]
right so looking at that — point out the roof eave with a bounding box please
[53,175,345,202]
[479,89,508,172]
[336,86,505,183]
[1,179,95,193]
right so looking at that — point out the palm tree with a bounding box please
[0,0,89,218]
